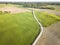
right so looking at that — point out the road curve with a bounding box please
[32,10,44,45]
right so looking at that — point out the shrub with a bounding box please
[39,6,55,10]
[4,11,10,13]
[0,11,2,14]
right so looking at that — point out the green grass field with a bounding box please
[0,12,39,45]
[35,11,60,27]
[0,4,60,45]
[0,11,60,45]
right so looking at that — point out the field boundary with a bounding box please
[32,10,44,45]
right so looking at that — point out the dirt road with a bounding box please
[32,11,43,45]
[36,22,60,45]
[39,9,60,16]
[32,9,60,45]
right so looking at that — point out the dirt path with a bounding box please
[39,9,60,16]
[36,22,60,45]
[32,9,60,45]
[33,8,60,16]
[32,11,43,45]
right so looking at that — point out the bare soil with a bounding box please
[0,7,31,13]
[36,22,60,45]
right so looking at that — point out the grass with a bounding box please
[16,5,24,8]
[35,11,60,27]
[0,4,6,8]
[49,5,60,12]
[0,4,60,45]
[0,12,39,45]
[0,4,18,8]
[53,5,60,12]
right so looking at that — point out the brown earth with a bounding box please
[0,7,31,13]
[36,22,60,45]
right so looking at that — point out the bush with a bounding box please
[0,11,2,14]
[0,11,11,15]
[39,6,55,10]
[4,11,10,13]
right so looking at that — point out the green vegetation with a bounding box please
[0,11,10,14]
[0,3,60,45]
[35,11,60,27]
[54,5,60,12]
[16,5,24,8]
[0,12,39,45]
[0,10,60,45]
[0,4,6,8]
[0,3,60,10]
[0,4,17,8]
[0,11,2,14]
[39,6,55,10]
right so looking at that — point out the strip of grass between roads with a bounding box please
[35,11,60,27]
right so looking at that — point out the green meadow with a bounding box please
[35,11,60,27]
[0,4,60,45]
[0,11,60,45]
[0,12,39,45]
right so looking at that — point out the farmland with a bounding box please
[0,3,60,45]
